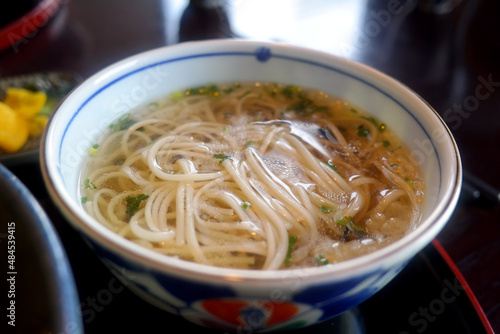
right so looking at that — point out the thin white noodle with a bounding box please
[372,189,406,214]
[245,148,317,237]
[81,83,423,270]
[175,183,186,245]
[130,210,175,242]
[184,184,207,263]
[222,159,288,270]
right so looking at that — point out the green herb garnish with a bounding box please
[290,97,314,113]
[361,116,386,132]
[281,85,302,99]
[125,194,149,218]
[89,144,99,156]
[279,85,329,115]
[404,177,416,190]
[238,90,251,99]
[81,196,88,204]
[357,125,370,138]
[213,153,232,164]
[320,206,332,213]
[169,91,184,101]
[83,179,97,189]
[109,113,136,131]
[361,116,378,126]
[336,216,366,238]
[242,202,251,211]
[185,84,220,97]
[263,83,279,97]
[325,161,346,179]
[290,100,328,114]
[315,255,330,266]
[244,140,255,148]
[382,140,391,147]
[284,235,298,266]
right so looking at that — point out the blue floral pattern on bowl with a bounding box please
[86,237,406,332]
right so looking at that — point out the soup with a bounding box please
[80,82,424,270]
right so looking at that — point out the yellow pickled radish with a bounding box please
[3,87,47,119]
[28,114,49,137]
[0,102,29,153]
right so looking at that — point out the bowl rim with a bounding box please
[41,39,462,284]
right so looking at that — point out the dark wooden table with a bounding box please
[1,0,499,333]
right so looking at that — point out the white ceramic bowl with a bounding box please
[41,40,461,332]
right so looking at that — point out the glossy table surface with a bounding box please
[0,0,499,333]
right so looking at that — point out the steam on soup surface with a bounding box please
[80,82,424,270]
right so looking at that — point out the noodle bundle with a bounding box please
[81,82,424,270]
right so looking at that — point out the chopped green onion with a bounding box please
[213,153,232,164]
[169,91,184,101]
[347,221,367,236]
[238,90,251,99]
[361,116,378,125]
[263,84,278,97]
[382,140,391,147]
[404,177,416,190]
[290,97,314,113]
[325,161,346,179]
[244,140,255,148]
[357,125,370,138]
[360,116,386,132]
[81,196,88,204]
[325,161,339,172]
[284,235,298,266]
[109,113,136,131]
[336,216,366,238]
[125,194,149,218]
[242,202,251,211]
[335,216,346,227]
[83,179,97,189]
[185,84,220,97]
[281,85,302,99]
[89,144,99,156]
[320,205,332,213]
[315,255,329,266]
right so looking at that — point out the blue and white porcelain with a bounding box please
[41,40,462,332]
